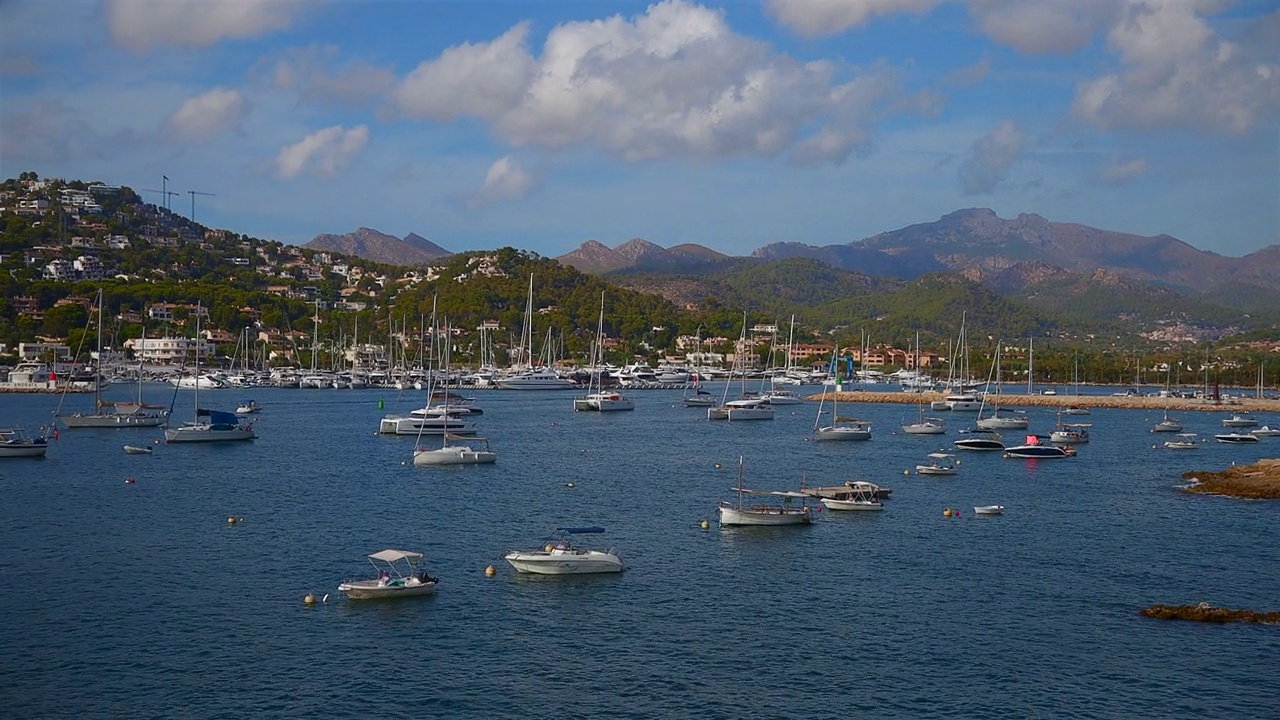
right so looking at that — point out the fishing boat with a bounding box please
[1214,432,1260,444]
[164,307,256,444]
[973,505,1005,516]
[718,458,813,526]
[1003,434,1075,458]
[818,480,884,511]
[337,549,438,600]
[915,452,957,476]
[953,427,1005,451]
[1222,413,1259,428]
[574,293,635,412]
[503,527,624,575]
[0,427,49,458]
[1163,433,1200,450]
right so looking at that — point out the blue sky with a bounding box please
[2,0,1277,257]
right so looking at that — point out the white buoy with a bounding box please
[700,519,710,530]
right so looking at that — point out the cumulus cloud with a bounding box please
[958,120,1027,194]
[165,87,249,141]
[1072,1,1280,135]
[1100,156,1148,183]
[766,0,940,37]
[468,156,536,209]
[274,125,369,180]
[265,45,397,107]
[967,0,1118,55]
[388,0,921,164]
[107,0,304,53]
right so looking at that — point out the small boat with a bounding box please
[1164,433,1200,449]
[1222,413,1259,428]
[1250,426,1280,437]
[1004,435,1075,458]
[0,427,49,458]
[1064,406,1091,415]
[915,452,957,476]
[683,386,717,407]
[953,427,1005,451]
[973,505,1005,516]
[235,399,261,415]
[819,481,884,511]
[718,458,813,526]
[1151,410,1183,433]
[337,549,438,600]
[1215,432,1260,444]
[574,296,636,412]
[412,434,497,465]
[503,527,624,575]
[123,444,153,455]
[1049,423,1091,444]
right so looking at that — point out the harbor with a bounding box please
[809,390,1280,414]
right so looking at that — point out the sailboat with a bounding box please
[717,457,813,526]
[164,304,255,443]
[901,332,945,434]
[813,351,871,440]
[975,343,1028,430]
[57,289,168,428]
[708,314,773,421]
[762,316,804,404]
[413,320,495,465]
[574,293,634,412]
[1064,353,1090,414]
[682,329,716,406]
[1049,406,1090,443]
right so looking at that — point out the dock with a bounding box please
[804,391,1280,414]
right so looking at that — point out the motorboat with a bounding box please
[1164,433,1200,450]
[1064,406,1091,415]
[915,452,957,476]
[953,427,1005,451]
[235,399,261,415]
[337,549,438,600]
[1251,426,1280,437]
[503,527,624,575]
[495,367,577,390]
[0,427,49,458]
[1215,432,1260,444]
[1222,413,1259,428]
[413,435,497,465]
[718,458,813,526]
[973,505,1005,516]
[1004,435,1075,458]
[123,444,153,455]
[818,480,884,511]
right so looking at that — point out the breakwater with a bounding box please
[804,390,1280,414]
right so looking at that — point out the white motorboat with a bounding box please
[1222,413,1259,428]
[235,399,261,415]
[495,367,577,390]
[819,480,884,511]
[337,549,438,600]
[1003,435,1075,458]
[1064,406,1091,415]
[170,373,228,390]
[413,435,497,465]
[0,427,49,458]
[503,527,624,575]
[953,427,1005,451]
[915,452,957,476]
[123,444,153,455]
[1251,426,1280,437]
[1164,433,1200,449]
[973,505,1005,516]
[1215,432,1259,444]
[718,458,813,526]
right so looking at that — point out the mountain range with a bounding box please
[304,227,451,265]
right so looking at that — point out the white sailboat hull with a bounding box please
[977,416,1029,430]
[726,406,774,421]
[718,504,812,526]
[814,425,871,441]
[60,412,167,428]
[901,422,946,435]
[164,424,256,443]
[412,446,497,465]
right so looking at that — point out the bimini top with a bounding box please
[197,409,240,425]
[556,527,606,534]
[368,549,424,562]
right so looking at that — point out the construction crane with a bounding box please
[187,190,216,222]
[140,188,180,212]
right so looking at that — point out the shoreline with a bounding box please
[1182,459,1280,499]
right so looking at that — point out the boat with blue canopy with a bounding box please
[503,527,624,575]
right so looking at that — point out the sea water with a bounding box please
[1,386,1278,718]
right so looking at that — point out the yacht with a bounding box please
[495,367,577,390]
[379,407,478,436]
[1214,432,1260,444]
[1003,435,1075,458]
[953,428,1006,451]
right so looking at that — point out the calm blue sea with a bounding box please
[2,384,1278,718]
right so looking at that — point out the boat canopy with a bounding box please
[197,409,240,425]
[556,526,606,534]
[368,549,424,562]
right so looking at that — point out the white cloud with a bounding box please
[766,0,941,37]
[967,0,1118,55]
[166,87,249,141]
[468,156,536,208]
[388,0,920,164]
[959,120,1027,194]
[106,0,304,53]
[274,125,369,180]
[1100,156,1148,183]
[1072,1,1280,135]
[265,45,397,107]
